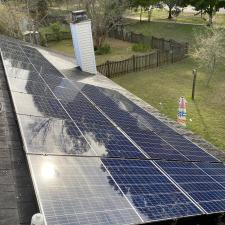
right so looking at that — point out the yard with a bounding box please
[125,8,225,26]
[47,38,145,65]
[113,58,225,150]
[47,18,225,151]
[126,19,204,46]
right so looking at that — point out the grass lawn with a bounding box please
[126,9,225,26]
[112,57,225,150]
[126,20,204,46]
[47,38,150,65]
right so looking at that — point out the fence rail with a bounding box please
[97,27,188,78]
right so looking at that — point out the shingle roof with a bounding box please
[0,59,38,225]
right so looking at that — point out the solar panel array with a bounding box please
[1,36,225,225]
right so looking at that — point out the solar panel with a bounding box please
[41,73,74,91]
[75,120,146,159]
[79,84,217,162]
[59,93,146,159]
[11,92,69,120]
[157,161,225,213]
[8,77,54,98]
[102,158,202,222]
[27,155,143,225]
[3,66,43,82]
[18,114,95,156]
[1,38,225,225]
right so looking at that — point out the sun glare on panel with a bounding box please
[41,163,57,180]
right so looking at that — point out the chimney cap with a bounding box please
[72,10,88,23]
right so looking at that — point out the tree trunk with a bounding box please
[208,12,213,26]
[148,10,150,22]
[140,7,143,22]
[168,7,172,19]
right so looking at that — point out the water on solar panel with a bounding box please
[28,155,143,225]
[8,77,54,98]
[80,83,218,162]
[12,92,69,120]
[3,66,42,82]
[102,158,202,222]
[18,114,96,156]
[157,161,225,214]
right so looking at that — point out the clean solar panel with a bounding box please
[102,158,202,221]
[18,114,95,156]
[27,155,143,225]
[157,161,225,214]
[79,83,217,162]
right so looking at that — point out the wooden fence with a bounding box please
[97,49,185,78]
[97,27,188,78]
[108,27,189,53]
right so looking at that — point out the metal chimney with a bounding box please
[70,10,97,74]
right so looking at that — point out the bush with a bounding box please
[132,43,150,53]
[39,32,47,46]
[50,22,61,40]
[95,43,111,55]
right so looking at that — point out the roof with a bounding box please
[1,36,225,225]
[0,59,38,225]
[38,47,225,162]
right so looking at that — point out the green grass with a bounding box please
[112,57,225,150]
[126,20,203,46]
[126,8,225,26]
[47,38,151,65]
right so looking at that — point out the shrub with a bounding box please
[50,22,61,40]
[95,43,111,55]
[132,43,150,53]
[39,32,47,46]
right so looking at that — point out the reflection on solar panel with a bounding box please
[12,92,69,119]
[18,115,95,156]
[79,84,218,162]
[1,36,225,225]
[28,155,143,225]
[8,77,54,98]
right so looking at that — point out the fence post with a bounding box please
[157,50,159,67]
[132,55,136,72]
[192,69,197,101]
[171,45,174,63]
[106,61,110,77]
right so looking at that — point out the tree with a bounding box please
[163,0,179,19]
[29,0,48,22]
[191,27,225,86]
[81,0,127,49]
[184,0,225,26]
[0,2,25,38]
[129,0,158,22]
